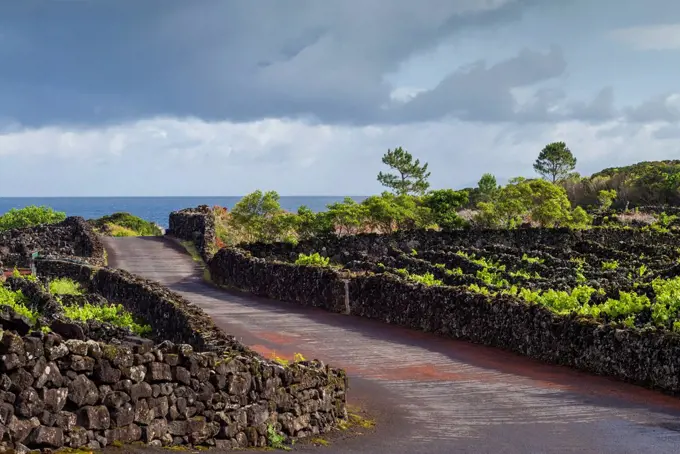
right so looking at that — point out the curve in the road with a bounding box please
[105,236,680,454]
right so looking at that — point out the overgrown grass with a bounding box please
[105,224,138,237]
[177,240,212,283]
[180,240,204,263]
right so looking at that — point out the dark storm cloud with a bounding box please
[0,0,555,127]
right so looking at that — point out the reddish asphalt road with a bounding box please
[105,236,680,453]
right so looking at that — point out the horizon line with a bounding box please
[0,195,370,198]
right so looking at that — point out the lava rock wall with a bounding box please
[209,243,680,395]
[2,258,348,452]
[209,249,348,313]
[167,206,216,262]
[0,332,346,452]
[0,217,105,269]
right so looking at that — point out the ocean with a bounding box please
[0,196,365,229]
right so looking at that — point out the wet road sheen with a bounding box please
[105,237,680,453]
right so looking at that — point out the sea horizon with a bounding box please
[0,196,367,228]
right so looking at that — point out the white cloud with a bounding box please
[609,23,680,50]
[1,116,679,196]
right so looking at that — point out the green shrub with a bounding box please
[295,252,330,267]
[0,205,66,231]
[62,303,151,336]
[11,268,38,282]
[266,424,289,450]
[0,286,38,323]
[601,260,619,271]
[49,278,83,295]
[90,212,162,236]
[408,272,443,286]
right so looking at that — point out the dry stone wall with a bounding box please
[0,259,347,452]
[167,206,216,262]
[208,242,680,396]
[0,216,105,269]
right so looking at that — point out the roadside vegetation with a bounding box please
[0,205,66,232]
[2,274,151,336]
[88,212,163,237]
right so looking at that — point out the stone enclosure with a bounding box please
[0,216,106,269]
[191,221,680,396]
[1,218,347,452]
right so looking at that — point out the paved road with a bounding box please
[105,236,680,454]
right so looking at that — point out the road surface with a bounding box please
[104,236,680,453]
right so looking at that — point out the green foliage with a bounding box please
[509,269,540,279]
[62,303,151,336]
[296,205,333,239]
[0,286,38,323]
[377,147,431,195]
[565,160,680,209]
[568,206,592,229]
[0,205,67,231]
[12,268,38,282]
[295,253,330,267]
[361,193,428,233]
[570,257,587,284]
[433,264,463,276]
[521,253,544,264]
[476,268,509,288]
[477,173,499,203]
[641,212,678,234]
[90,212,162,236]
[325,197,368,235]
[408,272,443,286]
[597,189,617,211]
[392,268,442,286]
[228,190,297,243]
[266,424,289,450]
[533,141,577,183]
[49,278,83,295]
[422,189,468,230]
[601,260,619,271]
[474,179,584,228]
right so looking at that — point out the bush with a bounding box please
[0,286,38,323]
[0,205,67,231]
[62,302,152,336]
[49,278,83,295]
[90,212,162,236]
[295,252,330,267]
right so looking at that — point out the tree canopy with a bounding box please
[533,142,577,183]
[377,147,431,195]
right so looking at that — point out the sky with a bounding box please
[0,0,679,196]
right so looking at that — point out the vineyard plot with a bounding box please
[243,229,680,332]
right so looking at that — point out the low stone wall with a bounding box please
[0,216,105,269]
[2,258,348,452]
[35,259,241,353]
[239,227,680,263]
[209,246,680,395]
[0,330,346,451]
[166,206,216,262]
[209,249,348,313]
